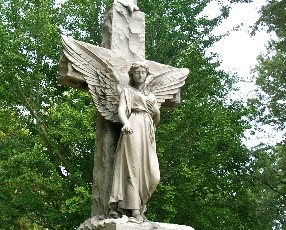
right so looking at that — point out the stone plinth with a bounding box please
[78,216,195,230]
[102,222,195,230]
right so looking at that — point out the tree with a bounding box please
[251,0,286,132]
[250,144,286,229]
[135,1,267,229]
[0,1,95,229]
[0,0,264,229]
[247,1,286,229]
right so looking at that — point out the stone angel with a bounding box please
[60,35,189,222]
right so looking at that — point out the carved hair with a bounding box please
[128,61,150,86]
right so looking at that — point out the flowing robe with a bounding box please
[109,87,160,212]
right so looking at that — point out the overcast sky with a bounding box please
[205,0,284,147]
[209,1,269,75]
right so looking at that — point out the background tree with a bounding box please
[0,0,271,229]
[247,0,286,229]
[250,144,286,229]
[138,1,267,228]
[0,0,96,228]
[251,0,286,133]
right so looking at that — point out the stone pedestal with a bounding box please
[78,216,195,230]
[101,222,195,230]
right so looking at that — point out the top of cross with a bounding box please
[115,0,139,11]
[58,2,188,109]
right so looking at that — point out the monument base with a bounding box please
[78,216,195,230]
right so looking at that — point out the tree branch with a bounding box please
[14,83,69,178]
[264,181,286,199]
[19,90,51,146]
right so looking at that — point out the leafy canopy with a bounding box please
[0,0,270,229]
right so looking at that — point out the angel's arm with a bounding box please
[118,92,133,134]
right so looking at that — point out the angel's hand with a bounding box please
[121,121,133,134]
[145,74,155,88]
[146,99,160,115]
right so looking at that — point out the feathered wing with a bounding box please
[61,35,120,122]
[147,68,189,107]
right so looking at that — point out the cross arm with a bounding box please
[58,36,187,109]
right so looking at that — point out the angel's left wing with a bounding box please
[146,68,189,108]
[59,35,120,122]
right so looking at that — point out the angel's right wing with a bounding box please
[60,35,120,122]
[147,68,189,108]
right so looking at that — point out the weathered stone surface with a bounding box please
[58,2,144,90]
[58,0,189,225]
[91,3,146,217]
[58,3,183,108]
[78,216,195,230]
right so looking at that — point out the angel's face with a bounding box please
[132,67,148,85]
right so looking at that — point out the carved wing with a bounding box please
[61,35,120,122]
[147,68,189,107]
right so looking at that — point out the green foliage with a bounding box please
[0,0,269,229]
[59,0,113,44]
[247,1,286,229]
[148,50,261,229]
[250,145,286,229]
[141,0,230,65]
[135,2,261,228]
[251,0,286,130]
[0,1,96,229]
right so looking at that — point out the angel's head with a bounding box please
[128,61,150,87]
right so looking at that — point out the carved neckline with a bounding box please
[130,86,149,96]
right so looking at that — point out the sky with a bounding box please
[209,1,269,75]
[206,0,270,96]
[205,0,283,148]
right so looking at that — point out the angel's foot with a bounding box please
[132,209,144,223]
[109,210,120,219]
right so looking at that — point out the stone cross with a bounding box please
[58,2,184,218]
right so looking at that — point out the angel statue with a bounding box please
[60,34,188,224]
[107,61,160,222]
